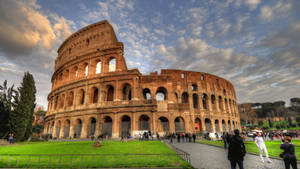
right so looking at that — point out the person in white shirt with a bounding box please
[255,132,272,163]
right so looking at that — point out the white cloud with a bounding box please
[245,0,261,10]
[260,1,292,21]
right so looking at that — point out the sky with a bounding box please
[0,0,299,109]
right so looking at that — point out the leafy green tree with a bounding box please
[0,80,17,138]
[10,72,36,141]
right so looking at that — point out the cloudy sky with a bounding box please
[0,0,299,109]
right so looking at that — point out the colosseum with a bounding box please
[44,20,241,139]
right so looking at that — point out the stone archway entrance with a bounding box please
[215,120,220,133]
[63,120,70,138]
[158,117,169,133]
[102,116,112,137]
[55,121,61,138]
[205,118,212,132]
[120,115,131,137]
[175,117,185,133]
[87,117,96,138]
[74,119,82,138]
[139,115,150,131]
[222,120,226,132]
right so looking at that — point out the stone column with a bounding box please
[52,121,57,138]
[80,117,88,138]
[219,120,223,133]
[169,116,175,133]
[212,119,216,133]
[152,112,156,132]
[201,118,206,132]
[59,122,64,139]
[112,113,119,138]
[69,119,75,138]
[115,80,120,101]
[94,115,101,137]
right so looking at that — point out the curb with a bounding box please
[195,142,300,164]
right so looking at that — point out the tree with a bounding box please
[0,80,16,138]
[10,72,36,141]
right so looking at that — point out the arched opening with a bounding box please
[156,87,167,101]
[68,91,74,107]
[64,69,69,81]
[96,61,101,74]
[143,88,151,100]
[194,118,202,132]
[175,117,185,133]
[175,92,178,102]
[122,83,132,100]
[84,63,89,76]
[229,99,232,112]
[222,120,226,132]
[109,58,116,72]
[181,92,189,103]
[120,115,131,137]
[205,118,212,132]
[102,116,112,138]
[193,94,198,108]
[223,89,226,96]
[228,120,232,132]
[215,120,220,133]
[218,96,223,110]
[55,96,58,110]
[158,117,169,132]
[192,84,197,91]
[50,121,54,136]
[59,94,65,108]
[92,87,99,103]
[106,85,114,101]
[63,120,70,138]
[225,99,228,111]
[139,115,150,131]
[211,95,216,109]
[202,93,208,109]
[74,119,82,138]
[55,121,61,138]
[79,89,85,105]
[88,117,97,138]
[72,66,78,79]
[201,74,205,80]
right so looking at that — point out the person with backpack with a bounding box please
[228,129,246,169]
[280,135,297,169]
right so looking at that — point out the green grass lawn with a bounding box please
[0,141,192,168]
[197,140,300,160]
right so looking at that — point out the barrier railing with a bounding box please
[0,153,189,168]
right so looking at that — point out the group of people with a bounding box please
[167,132,197,143]
[223,129,297,169]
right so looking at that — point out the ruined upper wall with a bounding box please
[54,20,122,72]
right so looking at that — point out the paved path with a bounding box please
[172,142,300,169]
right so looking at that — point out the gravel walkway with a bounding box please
[172,142,299,169]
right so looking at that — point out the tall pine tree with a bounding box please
[10,72,36,141]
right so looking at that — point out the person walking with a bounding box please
[192,133,196,143]
[255,132,272,163]
[228,129,246,169]
[177,133,180,143]
[221,132,227,149]
[280,135,297,169]
[181,133,185,143]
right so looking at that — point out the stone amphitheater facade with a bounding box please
[44,20,241,139]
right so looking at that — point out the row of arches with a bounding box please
[53,58,117,87]
[49,84,238,116]
[45,114,240,138]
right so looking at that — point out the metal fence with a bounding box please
[163,141,191,164]
[0,153,190,168]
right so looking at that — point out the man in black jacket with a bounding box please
[228,129,246,169]
[280,136,297,169]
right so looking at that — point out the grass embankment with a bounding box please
[197,140,300,160]
[0,141,192,168]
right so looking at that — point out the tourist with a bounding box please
[177,133,180,143]
[188,133,192,142]
[169,133,173,143]
[192,133,196,143]
[157,132,160,140]
[221,132,227,149]
[181,133,185,143]
[8,133,14,144]
[280,135,297,169]
[228,129,246,169]
[255,132,272,163]
[185,133,189,142]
